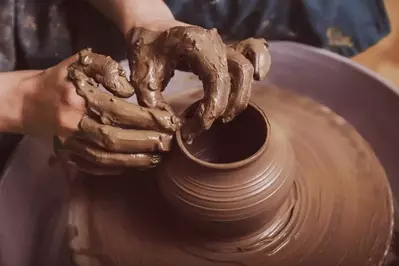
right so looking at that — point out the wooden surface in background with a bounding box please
[353,0,399,87]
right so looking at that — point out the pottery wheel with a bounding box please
[0,42,397,266]
[68,83,393,266]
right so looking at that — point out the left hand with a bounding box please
[126,23,271,142]
[33,49,181,175]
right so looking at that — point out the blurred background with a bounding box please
[354,0,399,87]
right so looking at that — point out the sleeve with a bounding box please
[165,0,391,57]
[0,0,16,71]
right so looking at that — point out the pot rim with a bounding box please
[175,101,270,170]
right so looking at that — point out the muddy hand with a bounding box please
[222,38,271,123]
[127,26,270,143]
[55,49,181,175]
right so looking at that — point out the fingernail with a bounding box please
[87,77,97,86]
[81,55,92,66]
[221,116,233,123]
[119,69,126,76]
[151,155,162,165]
[157,134,172,152]
[100,116,112,125]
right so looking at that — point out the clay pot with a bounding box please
[158,102,296,238]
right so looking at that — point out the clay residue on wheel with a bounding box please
[67,85,393,266]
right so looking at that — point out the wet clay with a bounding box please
[68,84,393,266]
[159,101,296,239]
[68,49,180,133]
[126,27,270,142]
[56,49,181,173]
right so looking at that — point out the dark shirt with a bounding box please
[0,0,391,72]
[0,0,127,71]
[166,0,391,57]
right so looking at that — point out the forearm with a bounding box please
[0,70,40,133]
[86,0,186,36]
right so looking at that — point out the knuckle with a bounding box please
[76,143,106,165]
[215,102,228,119]
[102,134,118,150]
[229,60,254,82]
[92,124,118,151]
[58,114,82,135]
[239,60,254,74]
[90,151,107,165]
[228,54,253,74]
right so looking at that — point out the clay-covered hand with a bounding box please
[52,49,181,175]
[224,38,271,122]
[126,26,270,142]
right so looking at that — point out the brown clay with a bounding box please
[126,27,270,142]
[68,48,135,99]
[229,38,271,81]
[68,84,393,266]
[68,49,180,133]
[159,101,296,239]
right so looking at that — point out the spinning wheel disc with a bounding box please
[68,84,393,266]
[0,42,397,266]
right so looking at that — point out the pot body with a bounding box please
[158,104,296,238]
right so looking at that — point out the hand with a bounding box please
[20,49,180,175]
[126,24,270,142]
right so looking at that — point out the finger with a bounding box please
[69,48,135,98]
[135,85,174,114]
[221,48,254,123]
[127,29,175,112]
[61,138,163,168]
[54,136,125,175]
[79,116,173,153]
[230,38,271,81]
[69,69,181,133]
[67,154,126,176]
[169,27,230,142]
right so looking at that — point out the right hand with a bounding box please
[126,24,271,142]
[20,49,180,175]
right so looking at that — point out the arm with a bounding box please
[0,51,180,174]
[0,70,40,133]
[85,0,186,36]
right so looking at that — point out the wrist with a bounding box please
[124,19,190,49]
[85,0,190,39]
[0,71,40,134]
[127,19,189,35]
[117,2,189,37]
